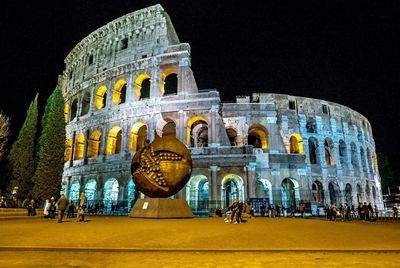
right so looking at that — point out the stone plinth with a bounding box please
[129,198,193,219]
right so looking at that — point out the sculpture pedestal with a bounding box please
[129,198,194,219]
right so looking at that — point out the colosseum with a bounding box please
[59,4,383,215]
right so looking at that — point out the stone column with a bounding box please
[208,165,220,212]
[126,73,135,103]
[246,162,257,199]
[84,129,90,164]
[69,131,76,167]
[150,59,161,98]
[101,125,109,159]
[177,110,185,143]
[208,105,219,147]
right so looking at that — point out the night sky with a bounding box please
[1,1,399,174]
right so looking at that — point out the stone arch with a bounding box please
[256,178,273,204]
[365,182,370,203]
[281,178,300,209]
[221,174,244,208]
[308,137,319,164]
[84,178,97,203]
[187,115,208,147]
[81,91,91,116]
[311,180,324,206]
[324,138,335,165]
[339,140,347,165]
[88,130,102,158]
[103,178,119,213]
[74,133,85,160]
[160,68,177,95]
[64,103,69,123]
[248,124,268,149]
[328,181,340,205]
[350,142,359,169]
[290,133,304,154]
[107,126,123,155]
[134,73,151,100]
[112,79,127,105]
[70,99,78,120]
[186,175,209,211]
[130,122,147,151]
[344,183,353,206]
[69,179,80,202]
[95,85,107,109]
[64,138,72,162]
[226,127,241,146]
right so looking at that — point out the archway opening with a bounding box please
[345,183,352,206]
[127,179,136,211]
[356,184,363,203]
[162,119,176,137]
[328,182,340,205]
[85,179,97,204]
[81,91,91,115]
[339,140,347,165]
[69,180,80,202]
[311,180,324,206]
[70,99,78,120]
[64,104,69,123]
[88,130,101,158]
[226,128,240,146]
[187,116,208,147]
[308,137,319,164]
[281,178,297,209]
[290,133,304,154]
[324,138,335,165]
[135,74,151,100]
[64,139,72,162]
[248,124,268,149]
[103,178,119,213]
[107,126,122,155]
[112,79,127,105]
[95,86,107,109]
[130,123,147,151]
[74,133,85,160]
[186,175,209,212]
[160,68,177,95]
[221,174,244,208]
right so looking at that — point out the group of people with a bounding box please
[324,202,385,222]
[223,199,252,224]
[42,192,87,223]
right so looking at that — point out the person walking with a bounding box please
[77,192,87,222]
[56,194,68,223]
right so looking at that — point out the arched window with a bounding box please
[350,142,359,168]
[324,138,335,165]
[328,182,340,205]
[187,116,208,147]
[70,99,78,120]
[64,139,72,162]
[344,183,352,206]
[107,126,122,155]
[135,74,151,100]
[248,124,268,149]
[95,86,107,109]
[64,104,69,123]
[81,91,91,116]
[130,123,147,151]
[85,179,97,203]
[290,134,304,154]
[74,134,85,160]
[226,128,239,146]
[365,182,370,203]
[308,137,319,164]
[356,184,362,203]
[306,117,317,133]
[88,130,101,158]
[311,180,324,206]
[103,178,119,213]
[112,79,127,105]
[339,140,347,165]
[160,69,178,95]
[281,178,297,209]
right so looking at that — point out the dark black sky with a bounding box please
[1,1,399,172]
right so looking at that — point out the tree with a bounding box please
[7,95,38,200]
[0,111,10,162]
[32,87,66,201]
[377,152,398,194]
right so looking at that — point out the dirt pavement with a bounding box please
[0,216,399,267]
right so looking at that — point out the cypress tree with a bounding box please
[32,87,66,201]
[7,95,38,200]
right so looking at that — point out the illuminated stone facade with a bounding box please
[59,4,383,214]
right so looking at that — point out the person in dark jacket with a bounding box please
[56,194,68,223]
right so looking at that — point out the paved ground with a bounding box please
[0,215,399,267]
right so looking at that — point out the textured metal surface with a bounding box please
[131,135,192,198]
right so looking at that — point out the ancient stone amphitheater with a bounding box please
[59,4,382,215]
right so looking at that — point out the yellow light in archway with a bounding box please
[95,86,107,109]
[186,115,208,145]
[64,139,72,162]
[130,122,147,151]
[64,104,69,123]
[88,130,102,158]
[290,133,304,154]
[134,73,151,98]
[160,68,177,96]
[112,79,127,105]
[74,134,85,160]
[107,126,122,155]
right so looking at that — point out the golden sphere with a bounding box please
[131,135,192,198]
